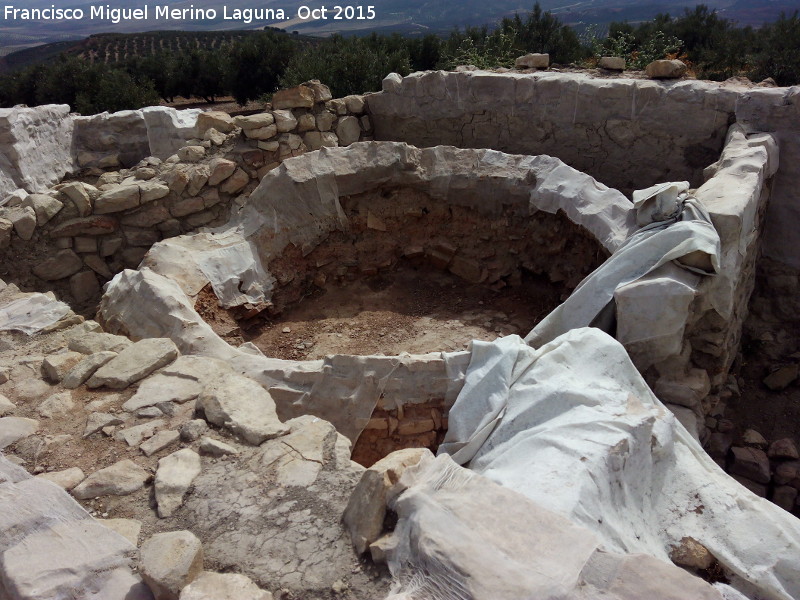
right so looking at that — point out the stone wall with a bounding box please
[0,81,373,308]
[367,71,740,196]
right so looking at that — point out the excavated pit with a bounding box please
[193,184,610,465]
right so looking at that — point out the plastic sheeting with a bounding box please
[526,182,720,347]
[0,293,70,335]
[437,329,800,600]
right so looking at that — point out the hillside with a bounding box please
[0,29,312,74]
[1,0,797,54]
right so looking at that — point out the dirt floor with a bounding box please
[726,337,800,443]
[202,264,565,361]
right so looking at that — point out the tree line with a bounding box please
[0,3,797,114]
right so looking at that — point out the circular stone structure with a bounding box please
[99,141,637,464]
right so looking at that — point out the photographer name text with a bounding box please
[2,4,377,24]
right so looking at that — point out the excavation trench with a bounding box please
[194,185,611,465]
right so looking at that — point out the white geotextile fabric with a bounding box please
[0,293,70,335]
[438,329,800,600]
[526,181,721,347]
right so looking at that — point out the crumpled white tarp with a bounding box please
[526,181,721,347]
[436,329,800,600]
[0,293,70,335]
[196,241,275,308]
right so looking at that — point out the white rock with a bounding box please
[234,113,274,130]
[198,437,238,457]
[196,111,235,135]
[0,393,15,415]
[272,109,297,133]
[114,420,165,446]
[343,447,431,554]
[179,571,272,600]
[243,124,277,140]
[344,95,365,114]
[646,59,687,79]
[178,146,206,163]
[123,373,203,412]
[71,459,150,499]
[0,416,38,449]
[98,517,143,546]
[8,206,37,240]
[21,193,63,224]
[139,530,203,599]
[515,53,549,68]
[196,372,287,445]
[335,116,361,145]
[155,448,202,518]
[140,430,180,457]
[83,412,124,437]
[68,331,132,354]
[207,157,237,186]
[42,351,84,383]
[63,351,118,389]
[598,56,626,70]
[36,466,85,490]
[37,391,75,418]
[94,185,141,214]
[87,338,179,389]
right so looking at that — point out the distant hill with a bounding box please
[0,29,315,73]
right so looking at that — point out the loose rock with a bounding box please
[71,459,150,499]
[87,338,179,389]
[140,530,204,600]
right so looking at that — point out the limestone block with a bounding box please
[243,124,277,140]
[196,371,287,445]
[21,193,63,225]
[95,185,141,214]
[83,412,124,437]
[139,180,170,203]
[196,111,235,135]
[315,111,335,132]
[198,437,238,457]
[273,109,298,133]
[154,448,201,517]
[87,338,179,390]
[0,416,38,448]
[730,446,771,484]
[336,116,361,145]
[68,331,132,354]
[654,368,711,410]
[343,447,432,554]
[139,530,203,599]
[598,56,626,70]
[303,79,332,103]
[646,59,688,79]
[49,215,118,237]
[207,157,237,186]
[123,372,202,412]
[344,94,366,114]
[32,249,83,280]
[297,113,316,132]
[70,270,100,303]
[36,467,85,490]
[303,131,338,150]
[8,206,36,240]
[515,53,549,68]
[71,459,150,499]
[219,168,249,195]
[178,146,206,163]
[272,85,315,109]
[234,113,274,130]
[141,430,180,457]
[42,351,84,383]
[59,182,93,217]
[179,571,272,600]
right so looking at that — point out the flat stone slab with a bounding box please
[87,338,179,389]
[140,530,203,598]
[72,459,150,499]
[123,373,202,412]
[155,448,201,518]
[196,371,287,445]
[0,417,38,449]
[63,351,118,389]
[179,571,272,600]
